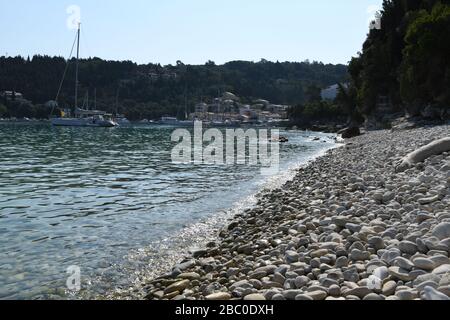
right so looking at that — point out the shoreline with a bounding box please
[98,134,340,300]
[142,124,450,301]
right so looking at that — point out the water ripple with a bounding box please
[0,123,337,299]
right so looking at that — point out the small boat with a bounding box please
[116,115,131,126]
[158,117,180,125]
[52,108,117,127]
[50,24,118,128]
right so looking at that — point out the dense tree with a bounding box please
[0,103,7,117]
[0,56,348,120]
[349,0,450,119]
[400,3,450,113]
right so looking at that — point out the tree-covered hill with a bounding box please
[0,56,348,120]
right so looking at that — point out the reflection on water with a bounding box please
[0,123,336,299]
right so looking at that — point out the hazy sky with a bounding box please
[0,0,383,65]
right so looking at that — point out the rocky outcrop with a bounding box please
[338,127,361,139]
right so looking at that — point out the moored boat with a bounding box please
[50,24,118,128]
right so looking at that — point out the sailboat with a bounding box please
[51,24,118,127]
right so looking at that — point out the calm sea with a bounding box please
[0,122,337,299]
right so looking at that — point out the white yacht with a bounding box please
[50,24,118,128]
[52,108,117,127]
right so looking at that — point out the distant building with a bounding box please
[195,102,208,113]
[1,91,24,101]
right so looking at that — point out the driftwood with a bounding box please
[395,137,450,172]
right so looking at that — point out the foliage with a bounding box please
[0,103,7,117]
[400,3,450,111]
[288,100,347,124]
[0,56,348,120]
[349,0,450,118]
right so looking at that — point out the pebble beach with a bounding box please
[144,124,450,301]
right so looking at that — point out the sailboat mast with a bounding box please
[74,23,81,110]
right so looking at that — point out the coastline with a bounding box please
[97,133,340,300]
[142,124,450,301]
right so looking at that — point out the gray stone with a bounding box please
[373,266,390,281]
[328,284,341,296]
[382,281,397,296]
[294,276,310,289]
[432,223,450,240]
[305,290,328,301]
[413,257,435,271]
[346,223,362,233]
[343,269,360,282]
[437,286,450,296]
[282,289,302,300]
[423,286,450,300]
[285,250,300,263]
[164,280,190,294]
[336,256,348,268]
[381,248,401,264]
[399,241,418,255]
[205,292,232,300]
[368,236,385,250]
[295,294,314,301]
[363,293,384,300]
[230,280,252,291]
[344,286,372,299]
[396,289,418,300]
[273,272,286,285]
[350,249,370,261]
[389,267,414,282]
[244,294,266,301]
[415,280,440,292]
[393,257,415,271]
[432,264,450,275]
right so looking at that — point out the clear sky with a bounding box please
[0,0,383,66]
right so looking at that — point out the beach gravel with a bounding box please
[144,124,450,300]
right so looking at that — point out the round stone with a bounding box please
[244,294,266,301]
[363,293,384,300]
[382,281,397,296]
[399,241,418,255]
[432,223,450,240]
[423,286,450,300]
[413,257,435,271]
[295,294,314,301]
[205,292,232,300]
[393,257,415,271]
[396,290,418,300]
